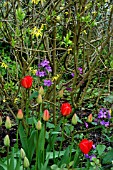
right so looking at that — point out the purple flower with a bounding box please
[40,60,50,67]
[92,144,96,149]
[36,70,46,77]
[84,154,96,161]
[94,118,99,124]
[71,73,74,77]
[45,65,52,72]
[107,111,111,119]
[38,63,41,68]
[84,154,89,159]
[98,108,107,119]
[100,120,109,127]
[85,122,88,128]
[89,155,96,161]
[66,87,72,91]
[44,79,52,86]
[78,67,83,74]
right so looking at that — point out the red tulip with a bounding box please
[79,139,93,154]
[21,76,33,89]
[60,103,72,116]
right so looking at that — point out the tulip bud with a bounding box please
[24,157,30,168]
[20,148,26,159]
[36,120,42,130]
[87,114,93,123]
[5,116,11,129]
[0,116,2,126]
[72,114,78,125]
[17,109,23,120]
[4,135,10,147]
[39,86,44,95]
[37,94,42,104]
[43,110,50,121]
[58,89,63,98]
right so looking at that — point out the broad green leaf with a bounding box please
[9,147,14,169]
[73,147,81,168]
[0,162,7,170]
[40,156,50,170]
[46,150,65,159]
[15,158,22,170]
[18,122,28,154]
[102,149,113,164]
[51,164,58,170]
[59,147,70,166]
[28,130,37,162]
[51,132,61,135]
[38,126,45,151]
[96,144,106,156]
[29,91,38,100]
[46,122,55,129]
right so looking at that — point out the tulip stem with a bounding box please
[26,89,29,120]
[7,146,9,170]
[86,159,90,170]
[16,120,19,148]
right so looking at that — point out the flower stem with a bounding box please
[7,146,9,170]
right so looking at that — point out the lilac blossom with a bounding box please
[78,67,83,74]
[89,155,96,161]
[84,154,89,159]
[66,87,72,91]
[71,73,74,77]
[85,122,88,128]
[94,118,99,124]
[44,79,52,86]
[98,108,107,119]
[107,111,111,119]
[71,67,82,77]
[84,154,96,161]
[40,60,50,67]
[100,120,109,127]
[36,70,45,77]
[45,65,52,72]
[92,144,96,149]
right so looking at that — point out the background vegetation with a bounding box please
[0,0,113,170]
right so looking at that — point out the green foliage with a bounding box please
[102,149,113,164]
[16,8,25,21]
[0,148,22,170]
[0,0,113,169]
[96,144,106,156]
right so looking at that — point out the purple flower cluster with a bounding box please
[71,67,83,77]
[95,108,111,127]
[36,59,52,86]
[44,80,52,86]
[78,67,83,74]
[84,154,96,161]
